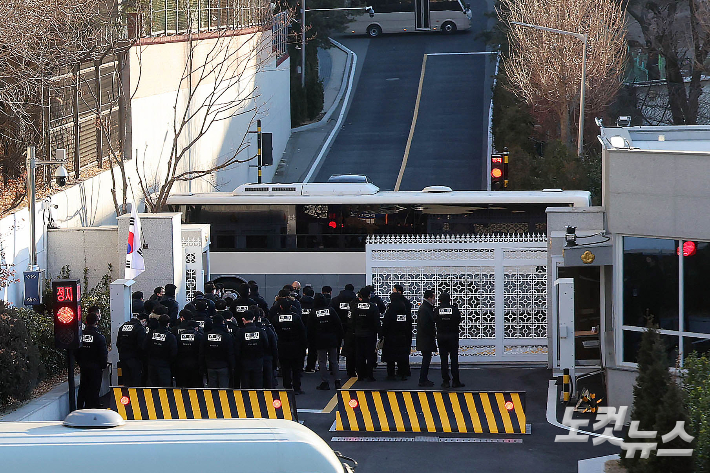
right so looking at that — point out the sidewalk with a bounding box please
[272,40,352,184]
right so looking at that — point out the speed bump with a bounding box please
[335,390,525,434]
[110,387,297,422]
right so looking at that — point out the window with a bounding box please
[621,236,710,366]
[429,0,463,11]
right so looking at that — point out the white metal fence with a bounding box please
[367,233,548,362]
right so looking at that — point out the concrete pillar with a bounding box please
[556,278,576,388]
[109,278,134,385]
[117,212,185,308]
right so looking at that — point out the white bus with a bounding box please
[166,182,590,298]
[347,0,471,37]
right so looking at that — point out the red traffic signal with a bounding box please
[53,280,82,350]
[491,151,509,190]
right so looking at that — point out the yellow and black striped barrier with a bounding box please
[335,390,526,434]
[110,387,297,422]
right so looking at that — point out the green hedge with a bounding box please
[0,313,41,408]
[12,307,64,380]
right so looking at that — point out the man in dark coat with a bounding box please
[301,286,318,372]
[76,309,108,408]
[173,310,204,388]
[331,284,357,377]
[272,299,307,394]
[117,311,146,386]
[351,287,380,382]
[434,292,465,389]
[143,314,177,386]
[309,294,343,390]
[248,281,269,313]
[416,289,436,387]
[161,284,180,324]
[381,292,413,381]
[132,291,145,316]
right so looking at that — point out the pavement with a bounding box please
[272,40,353,184]
[293,366,621,473]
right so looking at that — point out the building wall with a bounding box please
[604,147,710,240]
[46,227,119,288]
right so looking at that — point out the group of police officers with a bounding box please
[77,279,465,405]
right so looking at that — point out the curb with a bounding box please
[292,38,353,133]
[302,38,358,183]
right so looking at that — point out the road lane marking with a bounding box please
[322,377,358,413]
[394,54,428,191]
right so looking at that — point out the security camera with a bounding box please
[55,164,68,187]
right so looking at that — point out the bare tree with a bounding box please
[627,0,710,125]
[131,19,278,212]
[499,0,627,149]
[0,0,119,209]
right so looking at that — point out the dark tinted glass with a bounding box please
[684,241,710,334]
[623,237,679,329]
[623,331,679,364]
[177,203,561,251]
[430,0,463,11]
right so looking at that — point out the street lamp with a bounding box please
[510,21,588,157]
[300,3,374,88]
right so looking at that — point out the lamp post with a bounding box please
[300,5,373,89]
[511,21,588,157]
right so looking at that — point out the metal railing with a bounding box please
[272,11,289,62]
[129,0,272,38]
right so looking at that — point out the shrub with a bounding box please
[683,353,710,473]
[12,306,64,380]
[0,313,41,407]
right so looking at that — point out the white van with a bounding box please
[0,410,355,473]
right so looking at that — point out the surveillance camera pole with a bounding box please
[25,145,67,271]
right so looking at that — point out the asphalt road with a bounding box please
[295,367,620,473]
[314,2,495,191]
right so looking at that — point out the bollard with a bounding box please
[562,368,571,403]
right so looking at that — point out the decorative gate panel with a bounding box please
[367,234,548,362]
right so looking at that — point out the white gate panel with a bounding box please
[367,234,548,362]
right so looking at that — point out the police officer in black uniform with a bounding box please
[162,284,180,324]
[237,310,269,388]
[301,286,317,372]
[255,308,279,388]
[231,285,257,326]
[351,287,380,382]
[331,284,357,377]
[76,308,108,408]
[272,299,307,394]
[173,309,204,388]
[309,294,343,390]
[248,281,270,314]
[201,314,235,388]
[381,291,413,381]
[434,293,465,388]
[143,314,177,386]
[116,311,146,386]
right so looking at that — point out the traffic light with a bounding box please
[53,279,82,350]
[491,150,509,190]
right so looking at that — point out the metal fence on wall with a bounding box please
[131,0,272,37]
